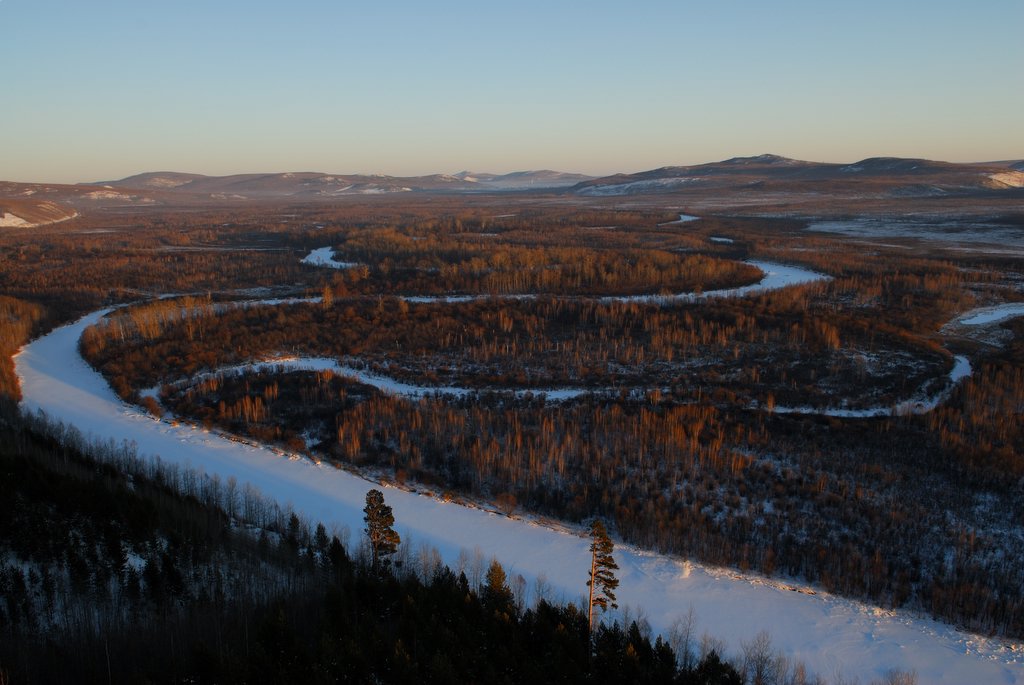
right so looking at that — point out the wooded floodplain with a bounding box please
[3,196,1023,643]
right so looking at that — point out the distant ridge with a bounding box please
[2,156,1021,211]
[97,169,594,198]
[453,170,593,189]
[106,172,209,190]
[719,153,804,166]
[837,157,964,175]
[571,155,1024,197]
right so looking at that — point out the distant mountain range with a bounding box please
[99,169,594,198]
[99,155,1024,200]
[1,156,1022,227]
[452,170,594,190]
[571,154,1024,197]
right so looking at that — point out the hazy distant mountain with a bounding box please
[453,170,594,189]
[107,172,210,190]
[0,169,592,215]
[98,169,593,198]
[572,155,1024,197]
[99,171,480,198]
[3,157,1021,216]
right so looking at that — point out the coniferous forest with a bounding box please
[0,404,745,684]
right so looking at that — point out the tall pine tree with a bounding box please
[363,489,400,573]
[587,519,619,632]
[482,559,516,619]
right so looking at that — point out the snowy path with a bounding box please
[15,312,1024,684]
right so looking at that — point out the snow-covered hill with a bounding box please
[0,199,78,228]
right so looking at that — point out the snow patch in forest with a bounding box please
[14,311,1024,685]
[956,303,1024,326]
[84,190,129,200]
[300,247,361,269]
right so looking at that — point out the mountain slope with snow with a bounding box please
[0,198,78,228]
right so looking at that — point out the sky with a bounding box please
[2,0,1022,183]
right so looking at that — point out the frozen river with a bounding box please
[14,311,1023,684]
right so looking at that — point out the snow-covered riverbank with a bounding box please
[301,246,830,306]
[601,260,829,304]
[147,355,594,402]
[15,310,1024,684]
[771,355,971,418]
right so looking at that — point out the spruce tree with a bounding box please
[587,519,619,632]
[363,489,400,573]
[482,559,516,618]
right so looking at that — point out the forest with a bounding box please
[0,404,727,683]
[1,404,928,684]
[1,196,1021,678]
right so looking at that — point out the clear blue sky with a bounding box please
[2,0,1022,183]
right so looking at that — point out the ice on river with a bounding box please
[603,260,830,305]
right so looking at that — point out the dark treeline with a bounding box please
[0,295,45,403]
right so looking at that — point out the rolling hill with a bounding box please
[571,154,1024,197]
[99,169,593,198]
[0,196,78,228]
